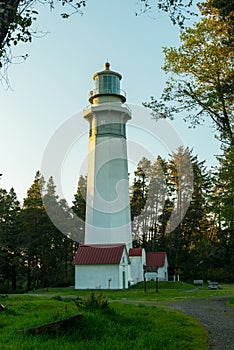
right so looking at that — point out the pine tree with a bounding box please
[165,147,212,278]
[130,158,151,247]
[21,171,46,290]
[0,187,20,292]
[146,156,168,251]
[72,175,87,223]
[209,146,234,279]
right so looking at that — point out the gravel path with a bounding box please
[161,297,234,350]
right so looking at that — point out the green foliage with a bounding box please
[130,148,213,280]
[0,171,78,293]
[0,186,21,292]
[0,0,86,84]
[136,0,198,28]
[72,174,86,223]
[143,1,234,145]
[74,293,109,312]
[211,0,234,19]
[131,158,151,247]
[206,146,234,280]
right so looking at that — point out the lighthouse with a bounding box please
[73,63,148,289]
[83,62,132,249]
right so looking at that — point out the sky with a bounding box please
[0,0,221,205]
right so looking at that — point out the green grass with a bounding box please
[1,282,233,349]
[227,298,234,307]
[0,294,208,350]
[28,281,234,302]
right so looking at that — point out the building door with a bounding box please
[122,271,126,289]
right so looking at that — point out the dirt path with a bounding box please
[161,297,234,350]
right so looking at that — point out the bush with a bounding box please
[74,293,109,312]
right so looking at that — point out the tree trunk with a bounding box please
[11,264,16,291]
[27,259,31,291]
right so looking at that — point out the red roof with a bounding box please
[73,244,126,265]
[146,252,167,267]
[129,248,143,257]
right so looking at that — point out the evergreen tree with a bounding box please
[72,175,87,223]
[21,172,79,289]
[130,158,151,247]
[0,187,21,292]
[209,146,234,279]
[20,171,46,290]
[146,156,168,251]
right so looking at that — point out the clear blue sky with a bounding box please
[0,0,221,204]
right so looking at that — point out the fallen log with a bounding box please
[19,313,82,335]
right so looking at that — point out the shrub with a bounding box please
[74,293,109,312]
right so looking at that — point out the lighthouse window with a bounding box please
[95,75,120,95]
[96,122,126,137]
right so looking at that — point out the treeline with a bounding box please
[131,146,234,282]
[0,145,233,292]
[0,172,86,293]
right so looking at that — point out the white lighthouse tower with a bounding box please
[73,63,148,290]
[83,62,132,249]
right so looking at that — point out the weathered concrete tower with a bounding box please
[84,62,132,249]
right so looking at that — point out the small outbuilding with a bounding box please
[145,252,168,281]
[73,244,130,289]
[128,248,146,285]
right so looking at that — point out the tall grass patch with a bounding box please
[0,294,208,350]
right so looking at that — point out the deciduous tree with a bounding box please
[144,1,234,145]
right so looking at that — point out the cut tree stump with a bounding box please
[19,313,83,335]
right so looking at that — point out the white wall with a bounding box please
[75,264,120,289]
[84,103,132,250]
[145,257,169,281]
[129,250,146,284]
[75,250,130,289]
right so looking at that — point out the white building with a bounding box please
[129,248,146,285]
[73,63,168,289]
[145,252,169,281]
[73,244,130,290]
[83,62,132,250]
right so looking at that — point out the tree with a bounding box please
[153,147,212,279]
[130,158,151,247]
[0,0,198,55]
[143,1,234,145]
[136,0,198,28]
[145,156,168,251]
[0,0,86,82]
[211,0,234,19]
[42,177,78,287]
[209,146,234,279]
[20,171,78,290]
[21,170,46,290]
[0,187,21,292]
[72,175,86,223]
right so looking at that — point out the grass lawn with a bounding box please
[28,281,234,301]
[0,282,233,350]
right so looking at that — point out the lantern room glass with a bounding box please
[95,75,120,95]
